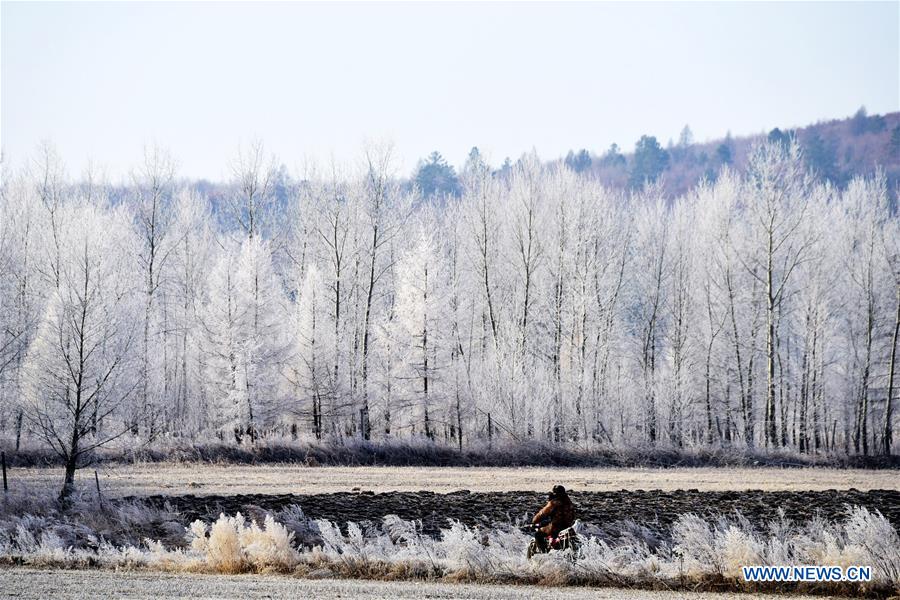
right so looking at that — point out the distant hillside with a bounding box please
[564,108,900,198]
[408,109,900,202]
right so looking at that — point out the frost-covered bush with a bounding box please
[274,504,322,547]
[672,513,764,578]
[574,533,663,584]
[670,507,900,587]
[187,512,299,573]
[843,506,900,585]
[0,491,183,556]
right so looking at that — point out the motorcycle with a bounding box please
[523,521,580,559]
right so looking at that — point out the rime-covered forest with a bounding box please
[1,137,898,481]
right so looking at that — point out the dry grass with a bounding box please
[6,464,898,498]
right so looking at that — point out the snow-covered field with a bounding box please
[9,464,898,497]
[0,569,836,600]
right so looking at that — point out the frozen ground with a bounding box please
[0,569,837,600]
[8,464,898,497]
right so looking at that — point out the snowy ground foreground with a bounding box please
[0,569,835,600]
[10,465,898,497]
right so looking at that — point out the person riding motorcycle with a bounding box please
[530,484,576,552]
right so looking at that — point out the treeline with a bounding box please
[0,139,898,488]
[410,109,900,200]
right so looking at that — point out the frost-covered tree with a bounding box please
[21,200,140,501]
[131,145,177,437]
[0,169,43,448]
[167,189,216,435]
[394,213,446,439]
[842,174,893,455]
[201,237,288,442]
[740,141,818,448]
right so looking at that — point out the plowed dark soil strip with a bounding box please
[137,488,900,535]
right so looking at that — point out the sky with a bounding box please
[2,1,898,182]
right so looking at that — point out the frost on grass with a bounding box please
[1,495,898,594]
[187,512,299,573]
[193,507,900,592]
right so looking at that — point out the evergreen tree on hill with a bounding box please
[414,151,461,198]
[630,135,669,187]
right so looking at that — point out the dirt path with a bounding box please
[10,464,898,497]
[0,568,836,600]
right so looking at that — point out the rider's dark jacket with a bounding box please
[532,494,575,536]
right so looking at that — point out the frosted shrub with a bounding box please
[188,520,209,553]
[761,510,795,565]
[842,507,900,585]
[439,521,488,576]
[381,514,439,567]
[343,522,372,559]
[37,531,65,555]
[187,512,300,573]
[790,511,887,577]
[245,515,299,570]
[437,521,544,583]
[719,526,763,577]
[275,505,321,547]
[14,524,38,554]
[482,524,531,573]
[672,515,768,579]
[571,537,614,580]
[793,515,849,567]
[306,515,447,580]
[206,513,244,573]
[314,519,347,558]
[144,539,167,558]
[0,493,184,553]
[575,535,662,583]
[314,519,394,563]
[609,519,665,551]
[672,514,724,576]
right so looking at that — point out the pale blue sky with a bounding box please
[2,1,898,181]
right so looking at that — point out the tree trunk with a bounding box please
[882,285,899,455]
[14,410,23,452]
[705,340,714,445]
[60,455,78,505]
[765,233,778,448]
[854,294,875,455]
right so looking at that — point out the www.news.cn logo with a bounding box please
[742,566,872,582]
